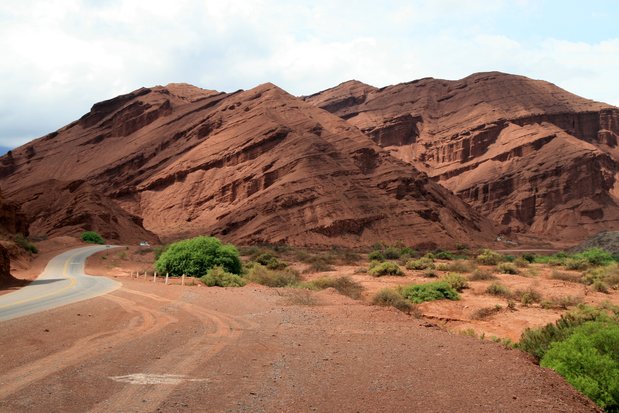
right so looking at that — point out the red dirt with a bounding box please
[0,272,600,412]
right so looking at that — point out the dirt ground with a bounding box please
[0,245,610,412]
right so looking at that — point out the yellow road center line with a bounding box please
[0,253,79,310]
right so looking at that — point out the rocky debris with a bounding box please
[0,82,495,247]
[305,71,619,242]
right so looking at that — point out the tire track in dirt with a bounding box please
[0,292,177,399]
[89,291,252,413]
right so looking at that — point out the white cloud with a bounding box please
[0,0,618,147]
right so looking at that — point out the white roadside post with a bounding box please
[165,273,169,285]
[181,274,185,286]
[144,270,147,280]
[153,271,157,283]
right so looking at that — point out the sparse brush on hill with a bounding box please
[496,262,519,274]
[550,270,583,283]
[486,282,511,297]
[80,231,105,245]
[468,269,497,281]
[582,264,619,291]
[436,260,474,273]
[14,233,37,254]
[368,261,404,277]
[400,281,460,304]
[472,305,502,320]
[440,273,469,292]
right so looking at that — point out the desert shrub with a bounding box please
[302,257,335,273]
[513,288,543,306]
[472,305,502,320]
[383,247,401,260]
[541,296,583,310]
[423,269,438,278]
[368,250,384,261]
[200,266,246,287]
[550,270,583,283]
[577,248,615,266]
[399,246,416,257]
[497,262,519,275]
[81,231,105,245]
[592,280,610,294]
[440,273,469,292]
[583,264,619,290]
[437,260,473,273]
[522,253,535,263]
[540,321,619,411]
[476,249,503,265]
[14,234,38,254]
[433,250,457,260]
[565,257,590,271]
[486,282,511,297]
[368,262,404,277]
[533,252,569,266]
[400,281,460,304]
[406,257,435,270]
[246,264,300,287]
[372,288,414,314]
[468,269,497,281]
[302,276,364,299]
[518,305,619,361]
[155,236,241,276]
[254,253,287,270]
[513,257,530,268]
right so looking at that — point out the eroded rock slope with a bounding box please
[305,72,619,241]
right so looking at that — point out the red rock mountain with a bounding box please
[0,83,495,247]
[0,189,29,285]
[305,72,619,242]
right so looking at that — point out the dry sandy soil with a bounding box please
[0,245,606,412]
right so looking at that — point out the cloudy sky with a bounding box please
[1,0,618,149]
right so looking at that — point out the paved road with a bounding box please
[0,245,121,321]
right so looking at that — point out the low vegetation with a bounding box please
[200,266,246,287]
[81,231,105,245]
[368,261,404,277]
[301,276,364,299]
[468,269,497,281]
[496,262,519,274]
[400,281,460,304]
[476,249,503,265]
[406,257,435,270]
[14,233,38,254]
[246,264,300,287]
[371,288,414,314]
[518,304,619,411]
[440,273,469,292]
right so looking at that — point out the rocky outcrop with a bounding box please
[305,72,619,242]
[0,82,496,247]
[0,188,29,285]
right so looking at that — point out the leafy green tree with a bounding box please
[81,231,105,245]
[155,236,242,276]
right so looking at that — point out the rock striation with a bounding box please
[0,83,495,247]
[305,72,619,242]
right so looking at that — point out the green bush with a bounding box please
[518,305,619,361]
[406,257,435,270]
[497,262,519,274]
[246,264,300,287]
[436,260,473,273]
[200,266,246,287]
[513,288,542,306]
[155,236,241,276]
[583,265,619,290]
[433,251,456,260]
[368,250,385,261]
[577,248,615,266]
[372,288,413,313]
[565,257,590,271]
[468,269,497,281]
[302,276,364,299]
[401,281,460,304]
[486,282,511,297]
[14,234,38,254]
[541,321,619,411]
[440,273,469,292]
[81,231,105,245]
[476,249,503,265]
[368,262,404,277]
[383,247,401,260]
[255,253,287,270]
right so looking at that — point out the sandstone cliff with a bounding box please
[0,83,495,247]
[305,72,619,242]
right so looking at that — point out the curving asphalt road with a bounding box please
[0,245,122,322]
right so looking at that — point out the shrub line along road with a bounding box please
[0,245,121,321]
